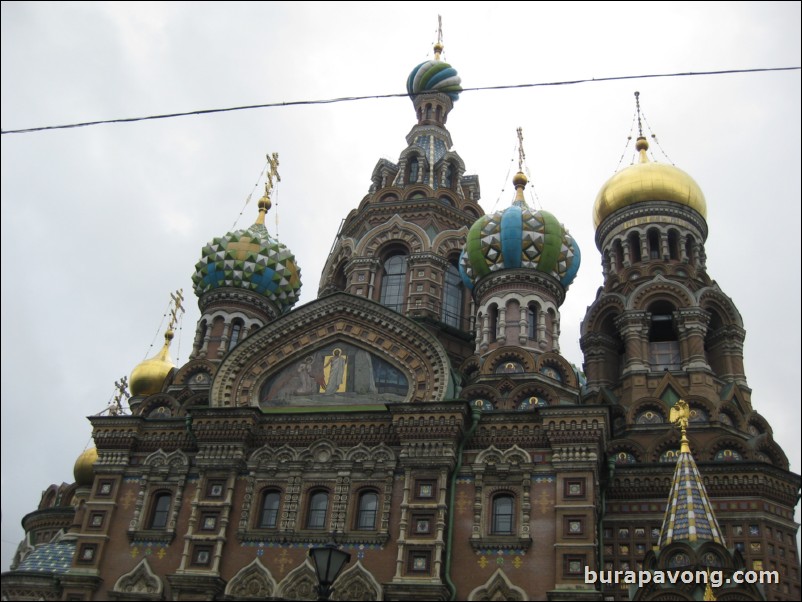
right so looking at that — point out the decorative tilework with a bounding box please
[407,61,462,101]
[16,541,76,574]
[192,222,301,312]
[658,450,724,546]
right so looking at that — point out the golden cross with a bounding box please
[635,91,643,137]
[276,548,293,574]
[168,289,185,331]
[265,152,281,198]
[517,127,526,172]
[437,15,443,46]
[114,376,130,402]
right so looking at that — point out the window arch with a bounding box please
[306,490,329,530]
[380,254,407,312]
[148,491,172,529]
[258,490,281,529]
[442,262,463,328]
[355,491,379,531]
[491,493,515,535]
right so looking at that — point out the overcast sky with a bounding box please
[2,2,799,570]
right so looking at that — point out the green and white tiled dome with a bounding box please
[192,201,301,313]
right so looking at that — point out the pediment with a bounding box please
[211,293,451,407]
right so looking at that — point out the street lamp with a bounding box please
[308,541,351,601]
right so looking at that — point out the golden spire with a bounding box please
[256,152,280,225]
[669,398,691,453]
[434,15,444,60]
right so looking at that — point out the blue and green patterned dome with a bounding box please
[407,53,462,102]
[192,203,301,312]
[459,173,580,291]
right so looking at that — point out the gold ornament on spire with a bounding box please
[669,399,692,453]
[257,152,280,225]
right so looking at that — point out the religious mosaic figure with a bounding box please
[323,348,347,394]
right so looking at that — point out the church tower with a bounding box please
[318,35,482,366]
[581,94,799,601]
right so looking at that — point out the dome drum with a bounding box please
[594,200,708,252]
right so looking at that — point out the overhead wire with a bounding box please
[2,66,798,135]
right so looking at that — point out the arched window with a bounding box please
[229,319,244,349]
[259,490,281,529]
[527,304,537,339]
[613,239,624,271]
[442,263,463,328]
[491,494,515,535]
[648,301,680,370]
[380,254,407,312]
[443,164,454,187]
[667,230,680,260]
[488,305,498,342]
[628,232,642,262]
[408,157,419,184]
[306,490,329,530]
[148,492,172,529]
[647,229,660,259]
[356,491,379,530]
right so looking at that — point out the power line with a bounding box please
[1,66,798,135]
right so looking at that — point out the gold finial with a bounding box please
[257,152,280,225]
[434,15,444,60]
[168,289,185,332]
[669,398,692,453]
[634,91,650,161]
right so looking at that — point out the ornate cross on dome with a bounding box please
[434,15,443,60]
[168,288,185,332]
[635,91,643,137]
[266,152,281,197]
[517,126,526,172]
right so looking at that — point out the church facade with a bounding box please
[3,41,800,602]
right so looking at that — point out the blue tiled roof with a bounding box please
[16,541,76,574]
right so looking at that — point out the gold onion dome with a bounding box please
[129,329,176,397]
[73,447,98,487]
[592,136,707,229]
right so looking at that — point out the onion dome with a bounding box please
[191,194,302,312]
[73,447,98,487]
[129,329,176,397]
[460,172,581,291]
[407,41,462,101]
[593,136,707,229]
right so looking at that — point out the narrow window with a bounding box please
[229,319,243,349]
[356,491,379,530]
[306,491,329,529]
[380,254,407,312]
[628,232,642,262]
[259,490,281,529]
[492,494,514,535]
[488,305,498,342]
[442,263,463,328]
[527,304,537,339]
[149,492,172,529]
[648,229,660,259]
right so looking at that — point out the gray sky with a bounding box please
[2,2,799,570]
